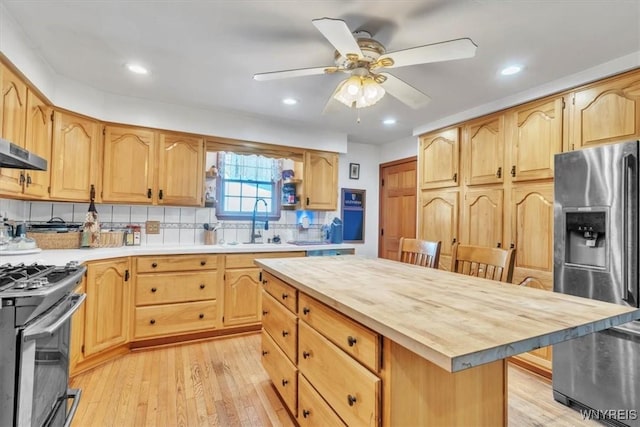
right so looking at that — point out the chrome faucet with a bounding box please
[250,198,269,243]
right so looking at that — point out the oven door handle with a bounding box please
[23,294,86,341]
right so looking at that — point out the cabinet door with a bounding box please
[102,125,156,204]
[303,151,338,210]
[69,277,86,376]
[570,72,640,150]
[419,190,459,271]
[223,268,261,326]
[510,97,563,182]
[22,90,52,198]
[84,258,130,357]
[419,127,459,189]
[50,111,101,201]
[0,64,27,193]
[157,133,204,206]
[464,115,505,185]
[462,188,503,249]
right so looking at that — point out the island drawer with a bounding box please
[261,329,297,415]
[262,291,297,363]
[298,321,380,427]
[262,272,297,313]
[298,373,346,427]
[136,254,218,273]
[134,300,217,338]
[226,252,305,269]
[135,272,217,305]
[299,293,381,372]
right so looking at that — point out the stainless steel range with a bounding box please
[0,261,86,427]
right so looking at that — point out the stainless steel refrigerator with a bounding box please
[554,140,640,426]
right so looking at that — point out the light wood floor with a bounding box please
[70,333,598,427]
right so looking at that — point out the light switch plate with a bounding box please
[145,220,160,234]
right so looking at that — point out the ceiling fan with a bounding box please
[253,18,477,111]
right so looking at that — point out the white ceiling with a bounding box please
[2,0,640,145]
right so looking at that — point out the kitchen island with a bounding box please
[255,255,640,426]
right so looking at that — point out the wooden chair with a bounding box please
[397,237,441,268]
[450,242,515,283]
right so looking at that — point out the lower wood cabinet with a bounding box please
[298,373,346,427]
[261,329,298,414]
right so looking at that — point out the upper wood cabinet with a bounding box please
[102,126,204,206]
[302,150,338,210]
[569,72,640,150]
[418,190,459,271]
[463,114,505,186]
[462,188,504,249]
[0,64,28,195]
[0,79,51,198]
[419,127,459,189]
[50,111,102,201]
[509,97,564,182]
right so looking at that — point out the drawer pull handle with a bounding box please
[302,307,310,315]
[262,310,269,316]
[151,287,157,293]
[282,379,288,386]
[199,313,204,319]
[347,394,357,406]
[262,279,268,285]
[200,260,206,266]
[302,351,311,359]
[347,336,357,347]
[282,330,289,337]
[281,293,288,300]
[262,350,268,356]
[302,410,310,418]
[151,262,158,268]
[200,283,205,289]
[150,319,156,325]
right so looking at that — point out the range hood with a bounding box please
[0,138,47,170]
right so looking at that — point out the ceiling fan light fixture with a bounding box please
[334,75,385,108]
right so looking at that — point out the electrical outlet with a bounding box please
[145,220,160,234]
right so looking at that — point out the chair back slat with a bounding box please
[398,238,442,269]
[450,243,515,283]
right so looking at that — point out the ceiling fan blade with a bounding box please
[253,66,337,81]
[378,38,477,69]
[322,80,348,114]
[312,18,363,59]
[379,72,431,109]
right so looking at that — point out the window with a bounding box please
[215,152,282,220]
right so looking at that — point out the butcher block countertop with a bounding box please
[255,255,640,373]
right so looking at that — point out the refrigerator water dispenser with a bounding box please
[564,210,607,268]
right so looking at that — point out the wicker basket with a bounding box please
[97,231,125,248]
[27,232,82,249]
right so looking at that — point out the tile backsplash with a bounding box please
[0,198,337,246]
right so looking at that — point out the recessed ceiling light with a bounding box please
[382,118,397,125]
[126,63,149,75]
[501,65,522,76]
[282,98,298,105]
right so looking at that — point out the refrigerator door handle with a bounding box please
[622,153,638,305]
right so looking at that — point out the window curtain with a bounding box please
[217,152,283,182]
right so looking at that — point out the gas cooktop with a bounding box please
[0,262,85,297]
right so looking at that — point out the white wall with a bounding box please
[379,135,418,164]
[338,142,380,258]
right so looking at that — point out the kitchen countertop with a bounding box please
[0,242,355,265]
[255,255,640,373]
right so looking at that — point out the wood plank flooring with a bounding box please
[70,333,598,427]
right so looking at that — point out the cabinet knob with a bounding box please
[26,174,32,186]
[282,379,288,387]
[281,293,288,300]
[151,287,157,293]
[147,188,152,199]
[282,330,289,337]
[302,307,310,315]
[306,197,310,206]
[199,313,204,319]
[262,350,268,356]
[511,165,516,177]
[496,167,502,178]
[151,262,158,268]
[262,310,269,316]
[150,319,156,325]
[452,238,457,245]
[200,283,205,289]
[302,351,311,359]
[200,260,206,266]
[347,336,357,347]
[262,279,268,285]
[347,394,357,406]
[452,172,458,183]
[302,409,310,418]
[510,243,515,249]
